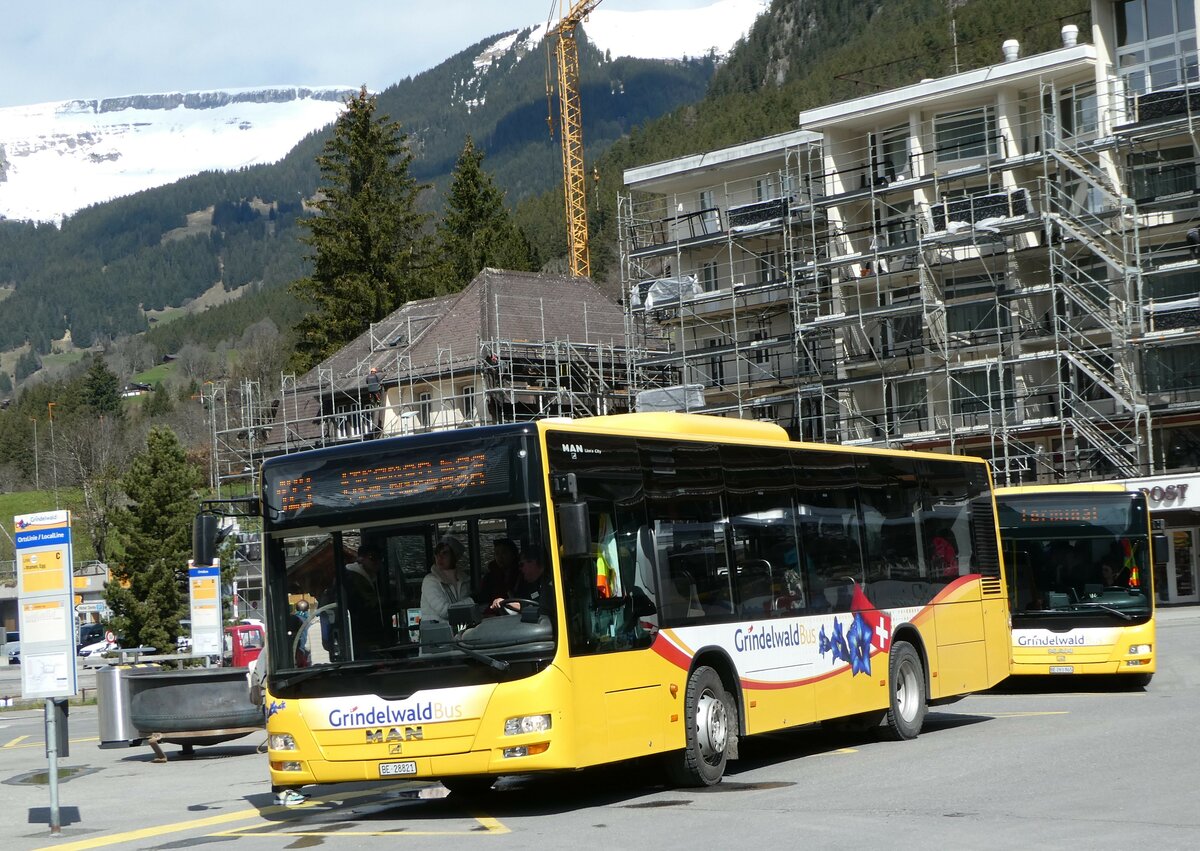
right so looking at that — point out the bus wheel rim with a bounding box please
[695,689,727,762]
[896,658,918,721]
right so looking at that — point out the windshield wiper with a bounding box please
[273,659,392,689]
[443,637,510,671]
[1072,601,1135,621]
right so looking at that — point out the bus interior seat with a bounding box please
[661,568,704,620]
[737,560,775,615]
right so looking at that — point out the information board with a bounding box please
[188,560,223,656]
[14,511,78,699]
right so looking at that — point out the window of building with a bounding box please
[879,199,917,249]
[460,386,476,422]
[893,379,927,430]
[952,368,1014,416]
[934,107,998,162]
[757,250,782,284]
[1145,266,1200,299]
[755,176,774,202]
[418,392,432,427]
[701,260,719,292]
[1128,145,1198,201]
[699,189,720,233]
[1057,83,1100,139]
[707,337,725,388]
[945,274,1007,338]
[1144,343,1200,391]
[877,125,910,180]
[1117,0,1197,94]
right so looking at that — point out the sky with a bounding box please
[0,0,727,109]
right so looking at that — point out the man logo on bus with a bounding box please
[365,726,424,744]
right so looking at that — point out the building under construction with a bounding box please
[205,269,664,494]
[619,8,1200,603]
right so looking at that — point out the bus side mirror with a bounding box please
[1153,532,1170,568]
[557,502,591,558]
[193,514,219,565]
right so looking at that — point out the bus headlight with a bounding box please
[503,742,549,759]
[1128,644,1151,655]
[269,733,298,751]
[504,714,552,736]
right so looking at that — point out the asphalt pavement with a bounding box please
[0,607,1197,850]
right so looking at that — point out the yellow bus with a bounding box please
[247,413,1009,794]
[995,484,1165,684]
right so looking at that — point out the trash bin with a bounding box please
[96,664,151,748]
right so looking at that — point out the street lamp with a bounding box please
[47,402,58,507]
[30,417,39,490]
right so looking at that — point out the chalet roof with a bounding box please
[268,269,628,451]
[292,268,626,391]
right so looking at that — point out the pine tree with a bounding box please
[104,426,203,651]
[80,356,123,417]
[436,135,534,290]
[290,86,434,372]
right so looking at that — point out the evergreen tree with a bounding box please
[0,372,11,394]
[80,356,123,417]
[104,426,203,651]
[436,135,535,290]
[290,86,434,371]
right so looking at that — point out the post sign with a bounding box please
[188,560,223,656]
[14,511,78,699]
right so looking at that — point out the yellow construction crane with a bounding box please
[548,0,602,278]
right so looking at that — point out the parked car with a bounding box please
[78,623,104,652]
[79,637,119,659]
[4,631,18,665]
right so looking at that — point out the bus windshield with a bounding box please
[260,428,553,696]
[997,491,1151,620]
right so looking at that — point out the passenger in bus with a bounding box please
[480,538,519,615]
[345,543,390,652]
[421,536,473,623]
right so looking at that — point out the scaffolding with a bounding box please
[619,57,1200,485]
[207,287,662,494]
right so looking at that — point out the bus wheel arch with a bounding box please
[690,647,743,748]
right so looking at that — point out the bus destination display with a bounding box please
[267,441,513,522]
[997,494,1142,535]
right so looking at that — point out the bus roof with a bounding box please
[995,483,1131,496]
[541,413,991,467]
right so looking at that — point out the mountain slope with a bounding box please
[0,8,746,362]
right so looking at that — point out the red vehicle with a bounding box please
[223,623,265,668]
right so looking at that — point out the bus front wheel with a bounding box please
[884,641,926,741]
[667,665,733,787]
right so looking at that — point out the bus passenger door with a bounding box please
[561,520,672,766]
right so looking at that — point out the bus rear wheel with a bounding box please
[884,641,926,741]
[666,665,733,787]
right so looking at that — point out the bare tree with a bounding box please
[56,414,131,565]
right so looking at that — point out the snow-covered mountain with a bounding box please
[0,0,767,224]
[0,87,355,223]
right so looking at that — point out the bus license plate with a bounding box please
[1049,665,1075,674]
[379,761,417,777]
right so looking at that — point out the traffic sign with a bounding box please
[104,630,115,644]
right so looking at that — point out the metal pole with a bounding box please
[47,403,59,508]
[31,418,39,490]
[45,698,60,835]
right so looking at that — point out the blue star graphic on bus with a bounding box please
[267,700,287,719]
[846,612,873,676]
[830,618,850,664]
[818,624,831,656]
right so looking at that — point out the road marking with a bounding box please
[3,735,29,748]
[33,783,502,850]
[6,736,98,750]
